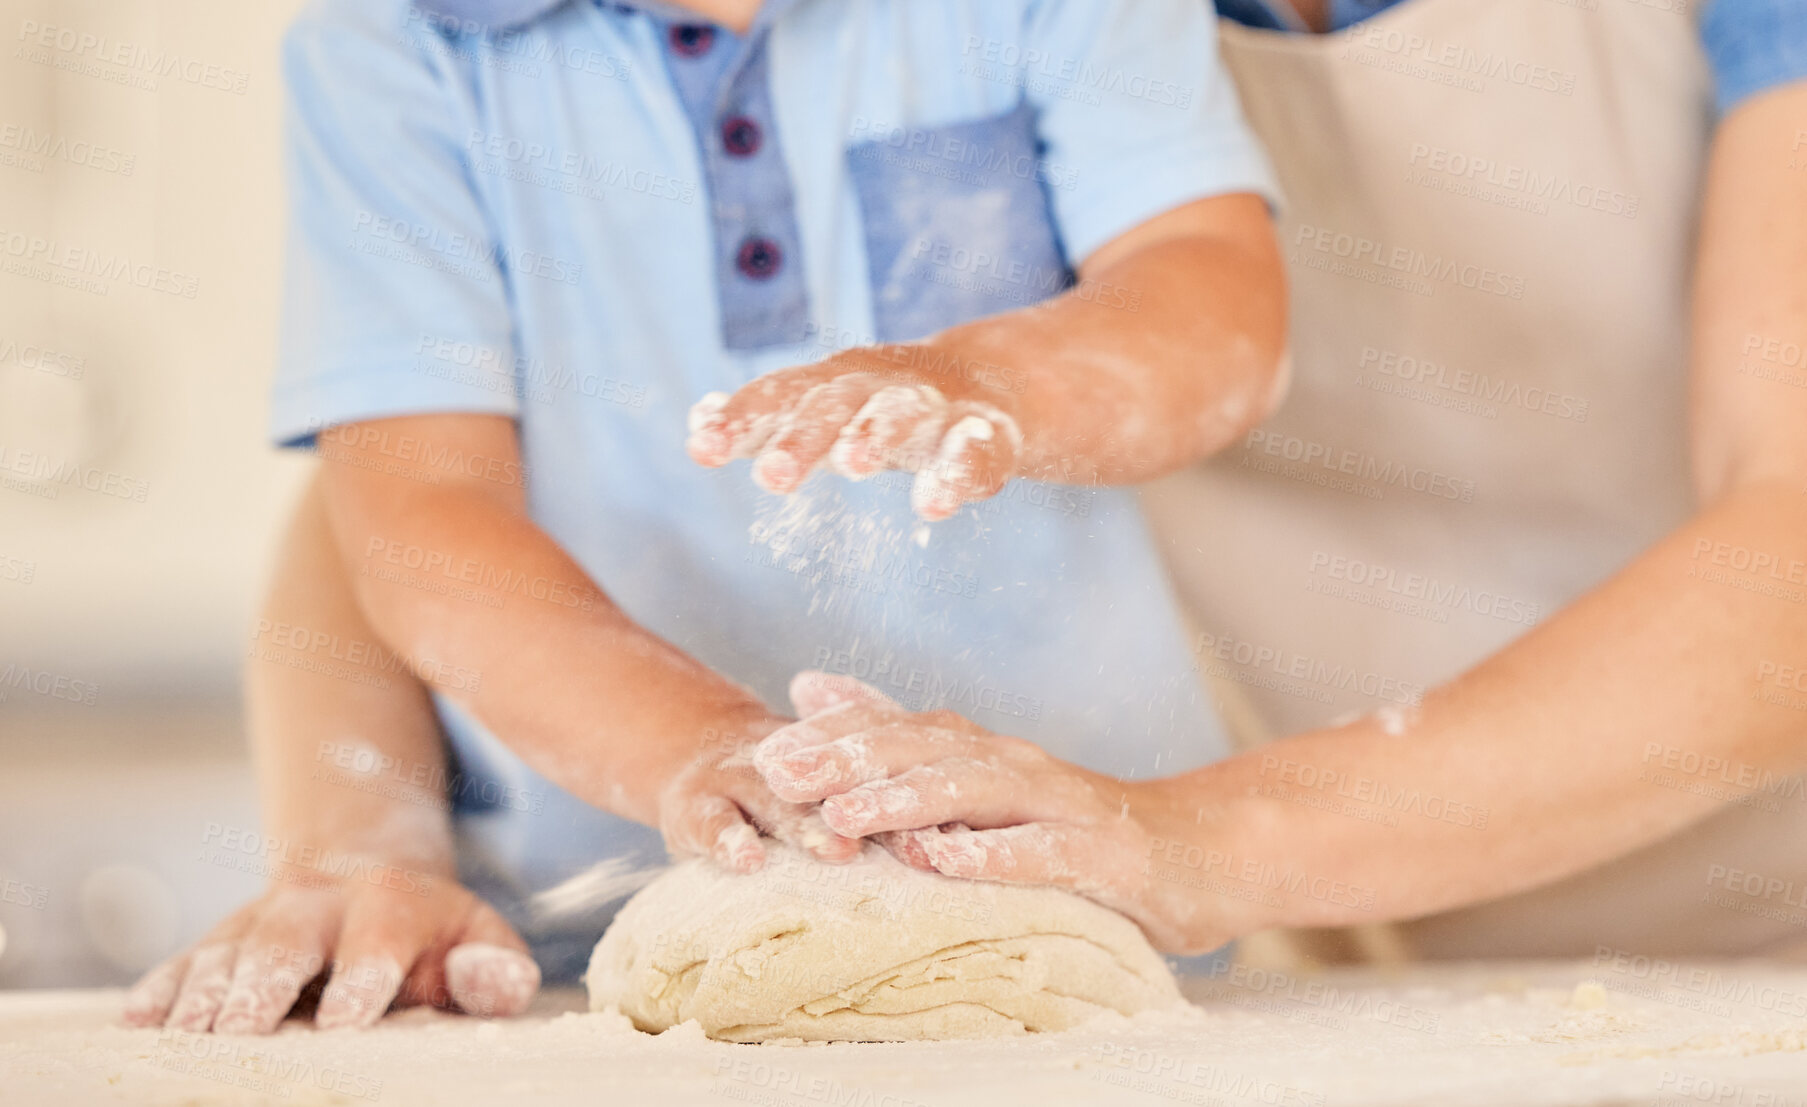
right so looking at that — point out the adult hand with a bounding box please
[657,726,864,874]
[749,672,1230,952]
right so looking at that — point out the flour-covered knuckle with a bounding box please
[730,780,862,863]
[909,402,1023,518]
[820,758,1004,837]
[586,845,1179,1042]
[317,954,407,1030]
[758,734,887,802]
[212,895,339,1034]
[916,823,1095,885]
[829,383,948,479]
[751,373,886,494]
[123,956,189,1027]
[786,670,898,717]
[212,945,315,1035]
[661,783,754,868]
[752,701,909,786]
[164,942,237,1032]
[688,370,822,466]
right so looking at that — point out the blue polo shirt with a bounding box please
[1216,0,1807,114]
[276,0,1268,975]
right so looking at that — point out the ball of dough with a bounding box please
[586,845,1179,1042]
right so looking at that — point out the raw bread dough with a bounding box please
[586,845,1179,1042]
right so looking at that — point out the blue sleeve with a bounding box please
[272,0,519,448]
[1703,0,1807,115]
[1019,0,1280,265]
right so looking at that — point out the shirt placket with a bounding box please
[657,6,809,351]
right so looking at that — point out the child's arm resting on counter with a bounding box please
[126,476,541,1035]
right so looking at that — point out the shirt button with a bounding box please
[736,236,782,280]
[668,24,715,57]
[721,115,762,157]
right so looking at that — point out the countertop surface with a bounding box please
[4,961,1806,1106]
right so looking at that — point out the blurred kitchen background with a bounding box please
[1,0,312,987]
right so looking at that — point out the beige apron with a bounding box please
[1148,0,1807,958]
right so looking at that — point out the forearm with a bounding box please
[316,419,781,825]
[245,474,456,874]
[935,195,1286,484]
[957,219,1286,483]
[1161,482,1807,934]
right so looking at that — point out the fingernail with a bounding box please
[687,428,730,464]
[446,944,540,1019]
[715,822,764,873]
[687,391,730,433]
[752,450,801,492]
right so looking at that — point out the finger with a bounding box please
[915,823,1091,887]
[684,390,731,464]
[875,829,935,872]
[129,902,263,1028]
[165,942,238,1032]
[909,403,1023,520]
[665,793,767,874]
[828,384,948,480]
[732,786,863,864]
[213,899,336,1034]
[444,942,541,1020]
[441,898,538,1018]
[821,756,1030,837]
[316,895,434,1030]
[686,369,830,467]
[761,722,968,804]
[751,374,887,493]
[123,955,190,1027]
[750,700,911,780]
[787,671,899,718]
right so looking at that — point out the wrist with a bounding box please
[885,329,1029,422]
[691,700,791,765]
[622,699,790,824]
[257,812,458,894]
[1131,766,1290,941]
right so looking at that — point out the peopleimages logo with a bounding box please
[15,20,250,94]
[1293,224,1527,299]
[1358,347,1590,422]
[1307,551,1542,626]
[0,122,135,175]
[1242,429,1478,503]
[1406,143,1638,218]
[0,227,199,299]
[958,37,1195,109]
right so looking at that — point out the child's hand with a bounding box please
[123,874,538,1034]
[685,347,1024,521]
[659,740,864,873]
